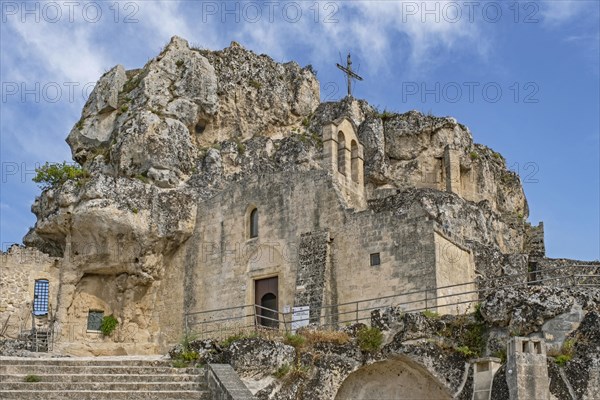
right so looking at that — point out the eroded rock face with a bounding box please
[480,286,600,335]
[309,100,528,218]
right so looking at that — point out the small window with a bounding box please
[33,279,49,316]
[250,208,258,238]
[370,253,381,266]
[87,310,104,331]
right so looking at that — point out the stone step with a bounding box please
[0,390,211,400]
[1,382,204,391]
[0,357,210,400]
[0,357,176,367]
[0,365,201,375]
[1,373,200,383]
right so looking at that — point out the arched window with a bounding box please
[337,131,346,175]
[250,208,258,238]
[351,140,359,183]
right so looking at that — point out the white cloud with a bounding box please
[231,1,487,77]
[540,0,588,25]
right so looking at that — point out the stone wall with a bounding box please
[0,246,60,339]
[206,363,255,400]
[185,170,467,334]
[294,231,333,324]
[434,231,476,314]
[525,222,545,259]
[51,242,187,356]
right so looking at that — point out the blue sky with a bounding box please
[1,0,598,260]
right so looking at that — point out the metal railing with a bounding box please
[184,264,599,340]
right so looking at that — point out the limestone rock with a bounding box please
[225,338,295,376]
[480,287,600,335]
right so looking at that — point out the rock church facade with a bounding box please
[0,37,589,359]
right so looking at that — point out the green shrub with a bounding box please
[176,59,184,67]
[273,363,291,378]
[469,151,479,160]
[24,374,41,382]
[422,310,440,319]
[33,162,89,189]
[180,350,199,362]
[284,333,306,349]
[473,303,484,322]
[100,315,118,336]
[456,345,477,357]
[171,359,188,368]
[356,326,383,353]
[134,174,149,184]
[552,338,576,366]
[235,138,246,155]
[122,74,142,93]
[378,109,394,121]
[492,349,507,364]
[220,332,257,348]
[555,354,572,366]
[249,79,262,89]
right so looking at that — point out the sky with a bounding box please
[0,0,598,260]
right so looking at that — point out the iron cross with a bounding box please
[336,53,364,97]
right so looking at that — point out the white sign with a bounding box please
[291,306,310,332]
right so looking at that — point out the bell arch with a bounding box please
[322,117,365,209]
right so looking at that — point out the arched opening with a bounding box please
[337,131,346,175]
[350,140,359,183]
[249,208,258,238]
[255,277,278,329]
[260,293,278,328]
[334,357,452,400]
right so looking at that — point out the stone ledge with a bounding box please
[206,363,255,400]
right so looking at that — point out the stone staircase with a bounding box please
[0,356,211,399]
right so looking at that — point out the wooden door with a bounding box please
[255,277,278,328]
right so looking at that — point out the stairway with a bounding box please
[0,356,211,400]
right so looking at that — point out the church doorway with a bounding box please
[255,277,278,328]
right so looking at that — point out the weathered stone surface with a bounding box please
[480,287,600,335]
[491,365,510,400]
[547,360,573,400]
[66,65,128,165]
[225,338,296,376]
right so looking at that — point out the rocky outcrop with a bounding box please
[480,286,600,336]
[309,99,528,219]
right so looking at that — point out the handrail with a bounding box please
[184,264,599,339]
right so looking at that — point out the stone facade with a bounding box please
[3,36,596,362]
[0,246,60,339]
